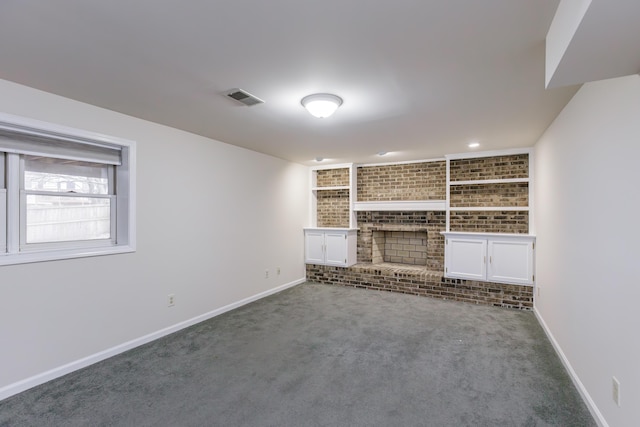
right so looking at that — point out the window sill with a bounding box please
[0,244,135,266]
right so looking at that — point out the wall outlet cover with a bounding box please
[612,376,621,406]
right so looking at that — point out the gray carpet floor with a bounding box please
[0,283,595,427]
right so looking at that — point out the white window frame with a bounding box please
[0,112,136,266]
[0,152,5,254]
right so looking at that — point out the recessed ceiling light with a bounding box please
[301,94,343,118]
[468,142,480,148]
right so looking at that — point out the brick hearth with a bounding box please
[306,263,533,310]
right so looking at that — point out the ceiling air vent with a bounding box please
[226,88,264,106]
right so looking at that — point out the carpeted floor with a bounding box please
[0,283,595,426]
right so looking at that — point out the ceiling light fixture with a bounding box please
[314,157,325,162]
[468,142,480,148]
[377,151,388,156]
[301,93,343,118]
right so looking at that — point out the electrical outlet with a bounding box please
[277,267,281,275]
[265,269,269,279]
[612,377,621,406]
[167,294,175,307]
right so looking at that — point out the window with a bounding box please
[23,156,114,246]
[0,112,136,265]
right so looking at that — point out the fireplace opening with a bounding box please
[372,229,428,266]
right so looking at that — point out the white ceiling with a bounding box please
[0,0,579,165]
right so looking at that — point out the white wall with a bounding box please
[535,75,640,427]
[0,79,309,394]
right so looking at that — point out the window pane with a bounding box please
[26,195,111,243]
[24,156,110,194]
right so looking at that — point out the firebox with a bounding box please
[371,226,428,266]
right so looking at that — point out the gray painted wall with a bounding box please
[535,74,640,427]
[0,79,309,392]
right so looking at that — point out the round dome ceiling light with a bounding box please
[301,93,343,118]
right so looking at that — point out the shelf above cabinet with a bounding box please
[312,186,350,191]
[449,206,529,212]
[441,231,535,239]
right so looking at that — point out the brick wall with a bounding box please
[449,154,530,231]
[309,154,534,309]
[316,168,349,187]
[357,161,446,201]
[357,211,445,271]
[306,264,533,310]
[449,211,529,234]
[450,182,529,207]
[450,154,528,181]
[316,189,350,228]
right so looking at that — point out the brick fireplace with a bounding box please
[371,227,428,266]
[357,211,445,272]
[306,210,533,310]
[307,156,534,310]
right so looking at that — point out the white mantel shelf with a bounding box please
[303,227,358,232]
[353,200,446,212]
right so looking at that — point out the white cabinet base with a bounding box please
[304,228,357,267]
[443,232,535,286]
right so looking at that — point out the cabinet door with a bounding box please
[488,239,534,285]
[325,232,348,266]
[305,231,325,264]
[446,238,487,280]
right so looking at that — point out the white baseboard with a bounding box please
[0,278,306,401]
[534,307,608,427]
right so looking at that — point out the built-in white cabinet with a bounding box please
[442,232,535,285]
[304,228,357,267]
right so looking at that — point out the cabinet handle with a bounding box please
[489,256,492,264]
